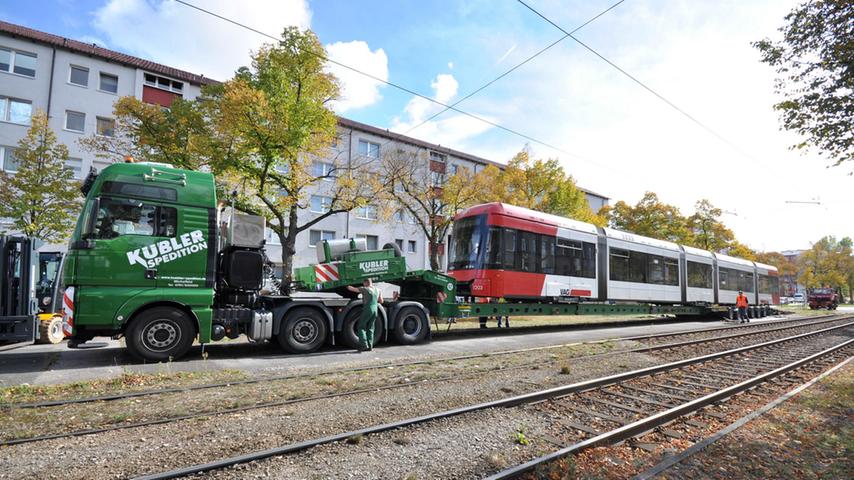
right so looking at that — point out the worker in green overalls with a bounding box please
[347,278,383,351]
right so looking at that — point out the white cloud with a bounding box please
[391,72,493,147]
[325,40,388,113]
[92,0,312,80]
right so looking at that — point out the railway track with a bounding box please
[1,315,849,449]
[125,319,853,479]
[3,313,833,410]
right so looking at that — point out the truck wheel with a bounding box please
[393,306,429,344]
[125,307,195,362]
[277,307,327,354]
[37,316,65,344]
[340,306,385,349]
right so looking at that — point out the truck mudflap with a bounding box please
[61,286,75,336]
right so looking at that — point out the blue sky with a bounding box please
[1,0,849,251]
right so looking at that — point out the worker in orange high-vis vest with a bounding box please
[736,290,750,323]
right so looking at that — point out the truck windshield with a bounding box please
[92,197,177,239]
[812,288,833,295]
[449,215,487,270]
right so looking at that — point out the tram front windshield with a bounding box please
[449,215,487,270]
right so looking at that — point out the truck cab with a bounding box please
[63,162,221,359]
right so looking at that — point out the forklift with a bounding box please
[0,235,65,346]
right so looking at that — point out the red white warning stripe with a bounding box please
[61,286,75,336]
[314,263,340,283]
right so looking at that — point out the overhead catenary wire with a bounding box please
[172,0,573,158]
[397,0,628,145]
[514,0,767,165]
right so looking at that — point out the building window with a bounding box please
[312,161,335,180]
[1,146,19,172]
[395,239,404,249]
[358,139,380,159]
[309,229,336,246]
[65,158,82,179]
[407,240,417,254]
[393,209,405,222]
[69,65,89,87]
[0,47,36,77]
[430,170,446,186]
[96,117,115,137]
[0,97,32,125]
[429,151,446,163]
[356,205,378,220]
[265,228,282,245]
[356,234,379,250]
[65,111,85,133]
[309,195,332,213]
[99,72,118,93]
[144,73,183,93]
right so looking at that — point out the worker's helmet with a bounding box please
[738,290,743,294]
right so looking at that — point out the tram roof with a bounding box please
[457,203,599,235]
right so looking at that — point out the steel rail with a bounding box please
[6,316,845,447]
[130,320,854,480]
[7,314,841,410]
[485,337,854,479]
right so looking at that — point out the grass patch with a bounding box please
[0,369,247,405]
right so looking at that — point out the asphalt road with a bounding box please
[0,314,801,387]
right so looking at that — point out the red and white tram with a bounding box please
[448,203,779,306]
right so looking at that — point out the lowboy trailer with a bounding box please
[62,162,750,362]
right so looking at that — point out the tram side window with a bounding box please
[628,250,647,283]
[556,238,596,278]
[742,272,755,292]
[609,248,630,281]
[664,257,679,286]
[540,235,555,274]
[484,227,503,269]
[648,255,665,284]
[719,268,729,290]
[518,231,539,272]
[758,275,770,294]
[503,228,516,270]
[687,261,713,288]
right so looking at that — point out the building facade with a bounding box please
[1,20,608,273]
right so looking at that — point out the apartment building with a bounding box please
[0,20,608,273]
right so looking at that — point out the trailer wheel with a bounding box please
[340,306,385,349]
[278,307,327,354]
[37,316,65,344]
[393,306,429,344]
[126,307,195,362]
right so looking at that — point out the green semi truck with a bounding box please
[62,162,455,361]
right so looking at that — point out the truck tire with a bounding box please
[125,307,195,362]
[37,316,65,344]
[340,306,385,349]
[277,307,327,354]
[393,306,429,344]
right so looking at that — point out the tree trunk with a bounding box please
[279,206,300,294]
[429,240,440,271]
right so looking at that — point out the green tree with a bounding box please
[798,236,853,294]
[753,1,854,167]
[477,149,604,226]
[685,199,735,252]
[606,192,690,243]
[79,96,216,170]
[82,28,381,290]
[211,28,382,289]
[755,251,798,277]
[0,110,80,242]
[381,150,483,270]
